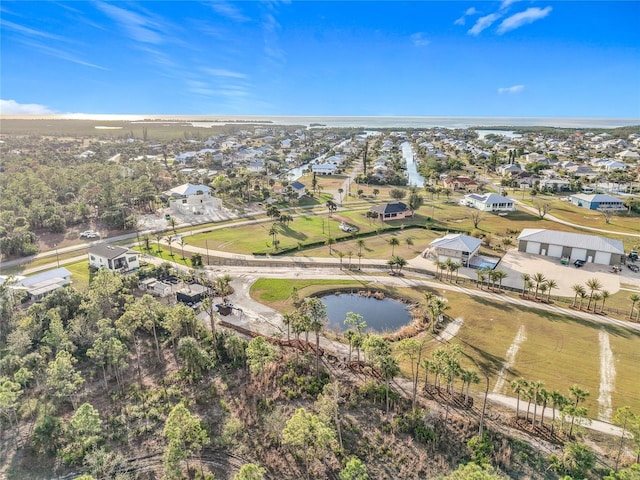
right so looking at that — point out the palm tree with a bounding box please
[550,390,566,435]
[347,250,354,270]
[356,238,366,257]
[357,252,363,270]
[578,290,588,310]
[586,278,602,311]
[179,237,186,260]
[268,224,279,250]
[571,284,586,307]
[325,237,335,254]
[436,261,447,281]
[568,385,590,437]
[154,232,163,254]
[538,388,550,427]
[511,378,528,419]
[493,270,508,289]
[166,235,174,257]
[337,251,345,269]
[591,292,602,312]
[532,273,546,300]
[630,294,640,319]
[530,380,544,427]
[428,297,449,333]
[545,279,558,302]
[599,289,610,314]
[451,262,461,283]
[444,258,454,282]
[389,237,400,256]
[476,269,486,289]
[521,273,531,297]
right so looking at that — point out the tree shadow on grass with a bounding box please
[533,306,640,340]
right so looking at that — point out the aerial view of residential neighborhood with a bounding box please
[1,1,639,480]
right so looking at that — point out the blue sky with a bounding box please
[1,1,639,117]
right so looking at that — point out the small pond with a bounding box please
[321,292,413,333]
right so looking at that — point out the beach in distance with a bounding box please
[2,114,638,129]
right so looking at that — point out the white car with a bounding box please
[80,230,100,239]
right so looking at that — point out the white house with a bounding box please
[3,267,72,301]
[424,234,482,267]
[517,229,624,265]
[88,244,140,272]
[289,181,307,198]
[163,183,222,215]
[463,193,515,213]
[312,163,337,175]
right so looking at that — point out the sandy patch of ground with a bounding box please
[435,317,463,342]
[493,324,527,394]
[497,250,623,296]
[597,328,616,422]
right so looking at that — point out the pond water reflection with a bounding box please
[321,293,413,333]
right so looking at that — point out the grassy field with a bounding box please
[249,277,640,416]
[64,260,92,291]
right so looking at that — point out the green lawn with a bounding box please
[64,259,92,291]
[249,277,640,415]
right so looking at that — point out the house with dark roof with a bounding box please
[517,228,624,265]
[88,244,140,272]
[289,181,306,198]
[370,201,413,221]
[568,193,625,211]
[424,234,483,267]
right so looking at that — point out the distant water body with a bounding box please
[4,114,639,129]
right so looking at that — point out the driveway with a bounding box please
[497,249,626,296]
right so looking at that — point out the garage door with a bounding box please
[594,251,611,265]
[571,248,587,261]
[547,244,564,258]
[526,241,541,254]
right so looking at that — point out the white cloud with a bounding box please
[500,0,519,10]
[411,32,430,47]
[454,7,478,26]
[497,6,552,34]
[0,99,55,114]
[205,68,248,79]
[96,2,164,44]
[210,1,250,22]
[468,13,502,35]
[497,85,525,94]
[1,20,66,41]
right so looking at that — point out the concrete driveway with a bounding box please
[497,249,631,296]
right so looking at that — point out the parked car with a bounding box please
[80,230,100,238]
[574,259,586,268]
[629,251,638,262]
[628,264,639,272]
[339,222,358,233]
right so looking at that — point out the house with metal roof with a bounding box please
[88,244,140,272]
[568,193,625,211]
[424,234,483,267]
[4,267,72,301]
[462,193,515,213]
[517,228,624,265]
[162,183,222,215]
[370,201,413,221]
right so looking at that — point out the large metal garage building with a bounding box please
[517,228,624,266]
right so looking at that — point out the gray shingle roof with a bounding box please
[89,244,137,259]
[371,202,409,215]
